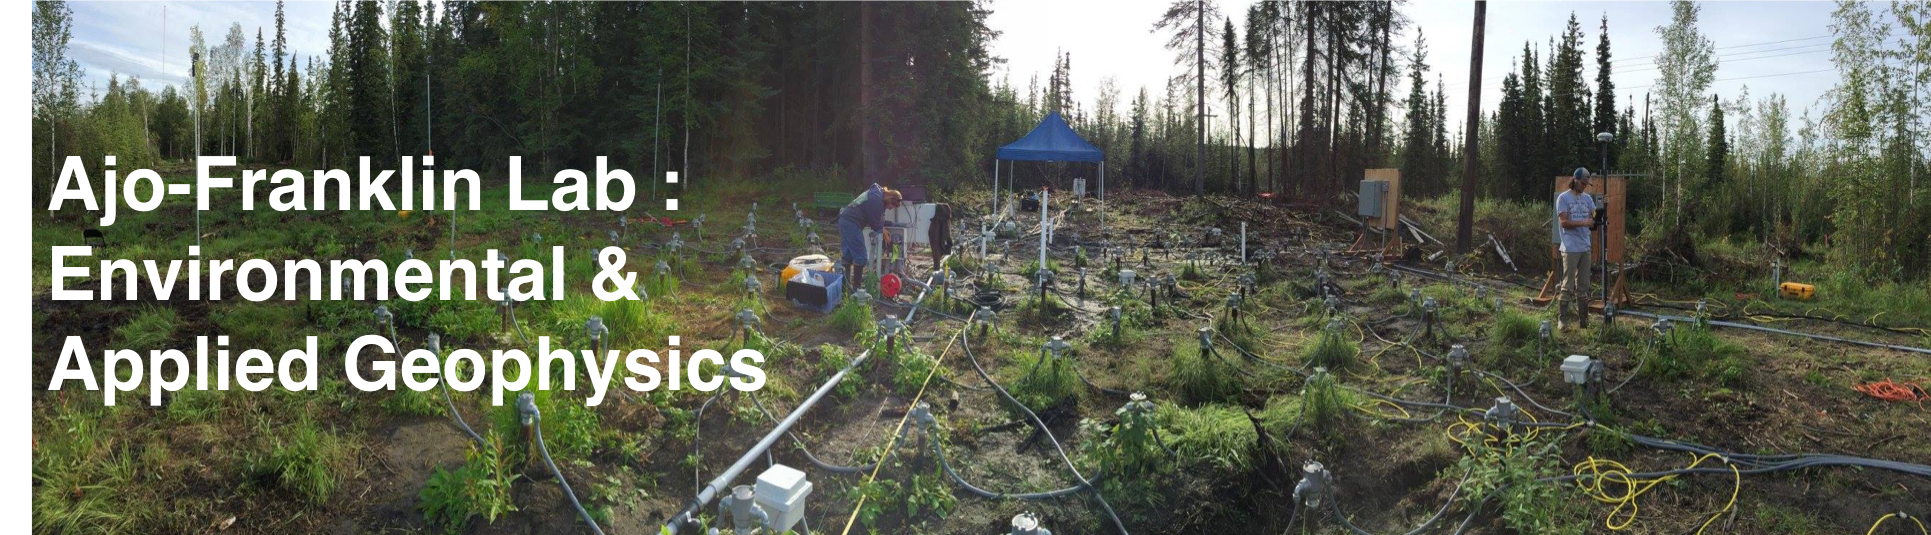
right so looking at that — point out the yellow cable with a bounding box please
[1868,512,1931,535]
[1572,453,1734,532]
[838,312,972,535]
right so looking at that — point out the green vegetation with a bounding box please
[1643,323,1752,387]
[1167,341,1246,404]
[420,436,519,534]
[828,299,875,337]
[114,306,179,350]
[1456,435,1588,535]
[1157,404,1258,472]
[1303,328,1359,370]
[1299,370,1358,431]
[1007,348,1079,412]
[244,417,348,504]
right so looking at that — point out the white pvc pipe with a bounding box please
[1039,188,1049,271]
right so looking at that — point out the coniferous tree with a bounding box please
[1594,14,1619,170]
[1706,94,1728,187]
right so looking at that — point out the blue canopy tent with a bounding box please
[993,111,1108,235]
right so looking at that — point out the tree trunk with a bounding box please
[1456,1,1487,254]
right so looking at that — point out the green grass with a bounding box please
[34,405,143,534]
[544,294,676,349]
[1006,347,1080,412]
[244,417,348,504]
[1157,404,1258,472]
[1299,370,1358,431]
[829,300,875,336]
[1644,323,1752,387]
[114,306,179,350]
[1303,330,1359,370]
[383,387,444,417]
[1167,341,1246,404]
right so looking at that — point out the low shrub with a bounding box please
[420,436,519,534]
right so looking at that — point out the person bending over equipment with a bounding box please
[837,184,903,292]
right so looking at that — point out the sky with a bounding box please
[987,0,1849,136]
[69,0,1848,132]
[68,1,332,94]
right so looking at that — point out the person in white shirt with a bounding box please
[1554,168,1598,331]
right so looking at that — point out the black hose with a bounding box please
[532,417,606,535]
[916,417,1099,500]
[960,329,1132,534]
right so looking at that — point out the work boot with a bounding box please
[1577,302,1590,330]
[1555,302,1570,332]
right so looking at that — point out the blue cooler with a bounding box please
[787,270,844,313]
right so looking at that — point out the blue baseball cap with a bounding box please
[1573,167,1592,180]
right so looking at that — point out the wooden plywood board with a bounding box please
[1364,168,1400,230]
[1546,175,1626,264]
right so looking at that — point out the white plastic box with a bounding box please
[755,464,812,533]
[1561,355,1601,385]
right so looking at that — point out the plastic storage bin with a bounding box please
[787,270,843,313]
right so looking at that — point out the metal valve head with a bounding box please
[1010,513,1047,535]
[405,248,415,260]
[1485,396,1518,428]
[736,309,760,327]
[1046,336,1070,357]
[807,231,821,244]
[532,232,543,244]
[732,237,747,252]
[426,333,442,353]
[1324,317,1344,334]
[1423,296,1439,314]
[516,392,539,426]
[1448,343,1470,365]
[975,306,994,325]
[879,314,904,337]
[585,316,607,341]
[656,259,672,275]
[1109,306,1123,322]
[1539,320,1554,340]
[852,288,873,307]
[1410,288,1423,304]
[1651,318,1673,336]
[608,230,620,245]
[744,275,762,293]
[910,401,934,427]
[1196,327,1214,350]
[1295,460,1330,508]
[738,254,756,270]
[373,305,392,325]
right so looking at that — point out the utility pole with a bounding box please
[1455,1,1486,254]
[1195,0,1206,194]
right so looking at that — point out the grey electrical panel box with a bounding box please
[1357,181,1387,219]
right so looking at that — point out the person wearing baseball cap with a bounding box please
[1554,167,1598,331]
